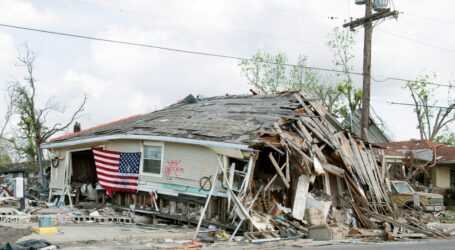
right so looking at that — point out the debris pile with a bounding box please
[217,92,449,242]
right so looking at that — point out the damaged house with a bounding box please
[379,140,455,208]
[41,91,407,237]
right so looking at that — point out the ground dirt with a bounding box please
[0,226,32,244]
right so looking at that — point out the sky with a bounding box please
[0,0,454,141]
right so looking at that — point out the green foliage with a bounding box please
[0,151,12,167]
[238,51,288,95]
[327,27,362,118]
[405,72,455,140]
[238,27,362,120]
[5,46,86,163]
[435,133,455,146]
[239,51,344,114]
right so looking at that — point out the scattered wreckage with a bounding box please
[2,91,455,247]
[390,180,444,212]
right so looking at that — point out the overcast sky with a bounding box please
[0,0,454,141]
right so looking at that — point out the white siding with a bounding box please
[49,149,67,189]
[48,140,226,196]
[139,142,221,191]
[105,140,141,152]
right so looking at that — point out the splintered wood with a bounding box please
[259,92,396,229]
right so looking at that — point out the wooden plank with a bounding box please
[268,153,290,189]
[216,156,262,231]
[292,175,310,220]
[285,152,290,182]
[322,163,345,177]
[228,162,236,210]
[312,144,328,163]
[265,141,285,155]
[263,163,286,191]
[367,211,442,237]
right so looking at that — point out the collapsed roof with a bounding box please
[44,93,311,148]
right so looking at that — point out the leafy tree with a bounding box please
[435,129,455,146]
[239,51,287,95]
[0,151,12,168]
[327,27,362,118]
[239,51,343,113]
[405,72,455,141]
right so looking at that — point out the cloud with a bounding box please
[0,0,57,27]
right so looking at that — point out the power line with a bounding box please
[372,99,453,109]
[0,23,452,89]
[405,12,455,27]
[376,28,455,54]
[58,0,454,68]
[0,23,361,76]
[59,0,326,47]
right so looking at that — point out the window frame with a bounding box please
[140,141,164,177]
[450,169,455,187]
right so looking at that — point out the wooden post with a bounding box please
[361,0,373,140]
[343,3,399,140]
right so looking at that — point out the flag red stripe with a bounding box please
[93,148,121,155]
[97,177,138,186]
[93,148,139,194]
[101,187,137,193]
[95,165,119,173]
[94,159,119,167]
[93,152,120,161]
[95,170,139,180]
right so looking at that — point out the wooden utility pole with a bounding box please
[361,0,373,140]
[343,1,398,140]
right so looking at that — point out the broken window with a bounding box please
[451,169,455,187]
[143,144,163,175]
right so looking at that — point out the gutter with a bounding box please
[41,134,253,151]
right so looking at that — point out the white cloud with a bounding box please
[1,0,454,141]
[89,26,173,75]
[0,0,57,27]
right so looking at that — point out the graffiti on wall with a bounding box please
[164,160,184,177]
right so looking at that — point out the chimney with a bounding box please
[73,122,81,133]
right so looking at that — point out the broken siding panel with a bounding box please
[139,142,220,190]
[49,149,66,189]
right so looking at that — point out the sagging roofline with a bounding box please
[41,134,253,151]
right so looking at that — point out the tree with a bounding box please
[238,51,287,95]
[327,27,362,118]
[0,152,12,168]
[405,72,455,141]
[239,51,343,113]
[5,45,87,189]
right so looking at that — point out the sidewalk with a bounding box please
[17,224,195,244]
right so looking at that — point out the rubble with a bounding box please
[2,91,455,248]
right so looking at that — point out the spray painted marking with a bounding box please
[164,160,184,177]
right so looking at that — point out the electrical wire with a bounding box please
[57,0,326,47]
[371,99,453,109]
[376,29,455,54]
[0,22,453,89]
[0,23,363,76]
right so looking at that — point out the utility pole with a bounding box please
[361,0,373,140]
[343,0,398,140]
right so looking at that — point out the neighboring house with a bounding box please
[0,161,40,191]
[41,93,310,224]
[0,161,38,180]
[343,109,389,143]
[379,140,455,188]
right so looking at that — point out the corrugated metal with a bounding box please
[139,142,219,190]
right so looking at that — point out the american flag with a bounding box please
[92,148,140,193]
